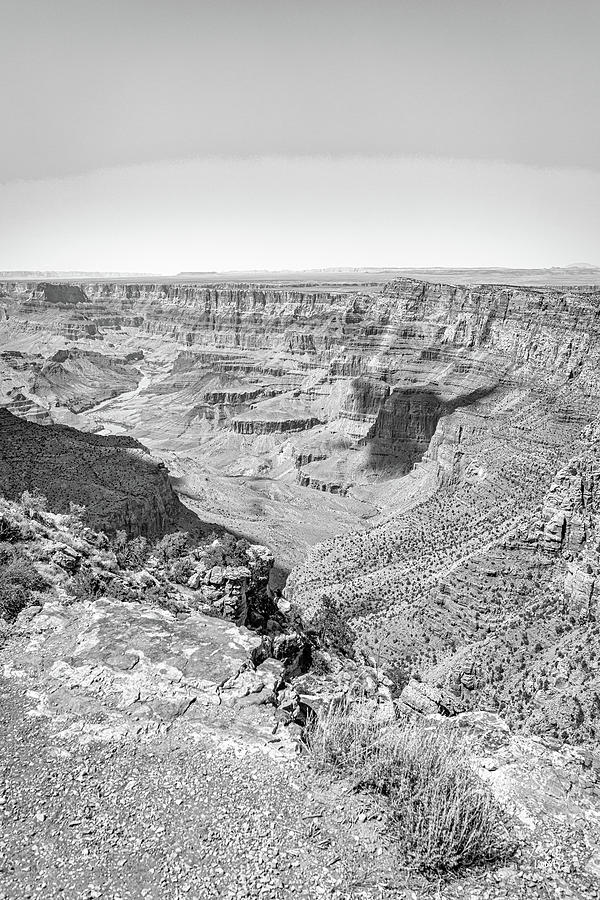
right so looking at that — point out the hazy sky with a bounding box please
[1,0,598,271]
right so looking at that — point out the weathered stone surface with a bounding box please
[255,658,285,692]
[452,710,511,751]
[476,727,600,832]
[51,548,80,573]
[564,563,595,620]
[6,597,266,737]
[400,678,443,715]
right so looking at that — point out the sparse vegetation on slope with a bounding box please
[0,491,279,634]
[0,553,47,622]
[289,393,600,745]
[309,698,513,874]
[0,494,49,622]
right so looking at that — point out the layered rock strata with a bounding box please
[3,277,600,742]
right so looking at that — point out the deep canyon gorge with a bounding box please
[2,275,600,747]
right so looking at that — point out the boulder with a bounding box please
[399,678,442,715]
[51,548,80,574]
[224,565,251,582]
[452,710,511,751]
[221,668,265,701]
[208,566,225,586]
[272,631,306,662]
[187,570,204,590]
[255,658,285,692]
[245,544,275,579]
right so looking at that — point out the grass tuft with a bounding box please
[309,697,513,874]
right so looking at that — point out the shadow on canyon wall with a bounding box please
[0,409,203,539]
[365,384,497,476]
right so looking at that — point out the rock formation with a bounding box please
[0,495,299,752]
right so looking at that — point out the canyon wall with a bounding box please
[4,278,600,476]
[4,278,600,369]
[2,275,600,543]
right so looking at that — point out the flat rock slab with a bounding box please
[5,599,267,741]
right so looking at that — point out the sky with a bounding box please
[1,0,598,272]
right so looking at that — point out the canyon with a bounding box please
[3,273,600,895]
[2,275,600,748]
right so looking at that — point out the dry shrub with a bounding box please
[309,698,513,874]
[3,557,48,591]
[68,569,104,603]
[0,553,48,621]
[0,513,27,544]
[171,556,195,584]
[0,578,29,622]
[111,531,150,569]
[309,697,381,772]
[198,534,251,569]
[155,531,189,563]
[0,543,17,566]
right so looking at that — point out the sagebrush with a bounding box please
[309,698,513,873]
[0,554,46,621]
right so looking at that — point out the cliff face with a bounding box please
[0,409,196,537]
[3,278,599,438]
[34,282,88,305]
[5,277,599,365]
[3,278,599,389]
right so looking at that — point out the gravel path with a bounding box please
[0,678,404,900]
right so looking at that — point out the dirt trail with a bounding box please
[2,658,599,898]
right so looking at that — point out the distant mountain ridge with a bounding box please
[2,266,599,287]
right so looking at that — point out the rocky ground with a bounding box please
[0,500,598,897]
[0,675,405,900]
[2,624,600,900]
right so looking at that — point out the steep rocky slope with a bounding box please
[0,409,196,537]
